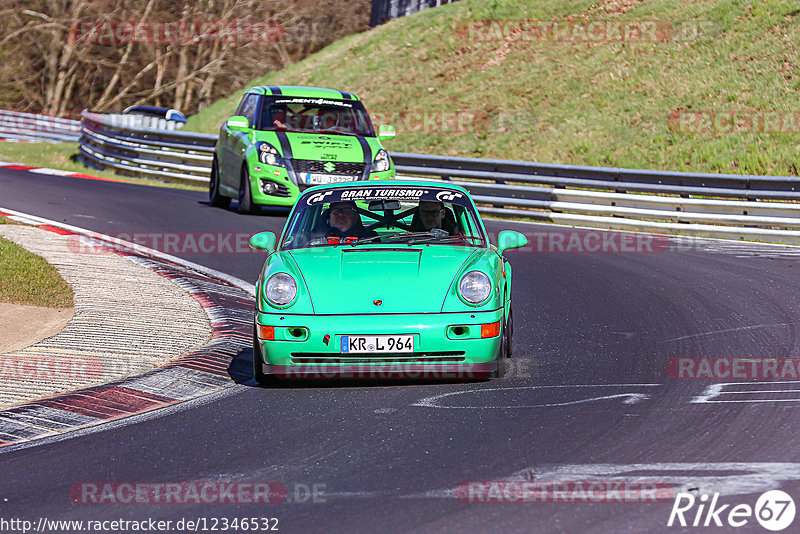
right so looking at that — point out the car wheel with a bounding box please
[252,323,278,386]
[490,320,507,379]
[238,166,255,214]
[209,156,231,208]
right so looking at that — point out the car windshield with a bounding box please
[280,186,487,250]
[258,96,375,136]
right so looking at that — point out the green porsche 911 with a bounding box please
[248,180,528,382]
[210,85,397,213]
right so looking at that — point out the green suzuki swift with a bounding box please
[210,86,397,213]
[248,180,529,382]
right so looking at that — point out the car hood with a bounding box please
[288,246,480,314]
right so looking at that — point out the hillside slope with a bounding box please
[185,0,800,176]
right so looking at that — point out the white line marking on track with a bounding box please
[411,383,661,409]
[665,322,797,342]
[692,381,800,403]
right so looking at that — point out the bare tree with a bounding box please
[0,0,371,117]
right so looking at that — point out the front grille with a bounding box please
[291,352,466,364]
[291,159,366,175]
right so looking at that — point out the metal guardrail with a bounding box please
[74,111,800,244]
[78,110,216,183]
[0,110,81,142]
[369,0,459,27]
[391,152,800,244]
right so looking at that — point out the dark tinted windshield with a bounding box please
[280,186,486,250]
[258,96,375,136]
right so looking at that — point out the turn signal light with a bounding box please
[258,324,275,340]
[480,321,501,338]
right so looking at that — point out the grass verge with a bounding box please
[0,220,74,308]
[184,0,800,177]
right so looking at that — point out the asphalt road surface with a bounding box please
[2,168,800,533]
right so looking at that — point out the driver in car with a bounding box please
[327,201,377,241]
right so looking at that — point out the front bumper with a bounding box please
[248,161,395,207]
[264,362,496,379]
[255,309,502,379]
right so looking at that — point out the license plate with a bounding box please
[340,335,414,354]
[304,173,358,185]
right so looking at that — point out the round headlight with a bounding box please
[459,271,492,304]
[266,273,297,306]
[263,152,279,166]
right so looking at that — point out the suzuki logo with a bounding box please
[373,300,382,306]
[323,161,336,173]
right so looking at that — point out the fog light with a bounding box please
[260,180,279,195]
[480,321,501,338]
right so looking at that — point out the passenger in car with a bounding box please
[412,200,457,234]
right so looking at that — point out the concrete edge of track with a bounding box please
[0,206,256,452]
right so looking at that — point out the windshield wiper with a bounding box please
[407,234,485,245]
[317,129,364,137]
[350,234,385,246]
[350,231,430,246]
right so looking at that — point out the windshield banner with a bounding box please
[304,187,470,206]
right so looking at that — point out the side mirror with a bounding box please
[497,230,528,255]
[226,115,249,131]
[249,231,276,253]
[377,124,396,140]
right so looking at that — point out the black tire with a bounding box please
[209,156,231,208]
[490,320,507,379]
[252,324,275,386]
[238,165,255,214]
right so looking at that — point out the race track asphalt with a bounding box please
[1,168,800,533]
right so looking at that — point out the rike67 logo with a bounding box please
[668,490,795,531]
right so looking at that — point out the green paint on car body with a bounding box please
[250,179,528,382]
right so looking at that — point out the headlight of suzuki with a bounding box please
[459,271,492,304]
[265,272,297,306]
[256,142,284,167]
[371,149,390,173]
